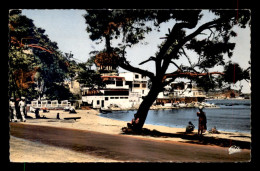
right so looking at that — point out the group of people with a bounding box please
[186,105,208,135]
[127,105,209,136]
[9,97,27,122]
[10,97,211,136]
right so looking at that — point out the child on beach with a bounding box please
[186,121,195,133]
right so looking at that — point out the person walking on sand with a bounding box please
[18,97,26,122]
[197,106,207,135]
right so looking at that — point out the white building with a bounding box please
[81,73,149,110]
[157,81,206,104]
[119,72,149,101]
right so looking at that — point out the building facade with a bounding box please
[81,73,149,110]
[157,81,206,104]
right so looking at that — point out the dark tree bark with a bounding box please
[133,81,162,131]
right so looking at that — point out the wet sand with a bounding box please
[9,109,251,162]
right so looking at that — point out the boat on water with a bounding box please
[178,102,187,108]
[201,102,217,108]
[100,109,112,114]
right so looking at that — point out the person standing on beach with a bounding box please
[9,97,18,122]
[197,106,207,135]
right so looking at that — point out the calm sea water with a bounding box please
[100,99,251,133]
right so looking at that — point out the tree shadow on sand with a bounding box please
[121,127,250,149]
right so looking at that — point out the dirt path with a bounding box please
[10,123,250,162]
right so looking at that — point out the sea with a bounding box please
[100,99,251,133]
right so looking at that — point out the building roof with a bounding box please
[101,76,125,81]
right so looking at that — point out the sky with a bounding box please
[21,9,251,93]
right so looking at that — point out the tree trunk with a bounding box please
[131,82,162,131]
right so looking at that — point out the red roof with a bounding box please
[101,76,125,81]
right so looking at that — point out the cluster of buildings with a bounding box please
[79,73,207,110]
[77,60,207,110]
[30,57,213,110]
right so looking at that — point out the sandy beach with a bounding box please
[10,109,251,162]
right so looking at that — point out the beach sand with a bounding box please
[10,109,251,162]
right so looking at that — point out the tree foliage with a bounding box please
[84,9,250,88]
[75,58,105,89]
[223,62,250,84]
[8,9,73,100]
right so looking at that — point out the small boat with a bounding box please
[178,102,187,108]
[225,104,233,106]
[100,109,112,114]
[201,102,217,108]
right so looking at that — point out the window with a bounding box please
[105,90,129,95]
[125,81,132,86]
[105,97,109,101]
[110,97,114,99]
[115,97,119,99]
[134,84,140,88]
[135,74,139,79]
[142,90,144,94]
[116,81,123,86]
[104,80,115,85]
[142,84,146,88]
[97,100,100,105]
[126,81,133,89]
[120,97,128,99]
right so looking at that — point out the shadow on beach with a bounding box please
[122,128,251,149]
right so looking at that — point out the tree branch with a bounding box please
[169,60,182,71]
[180,47,192,67]
[163,71,224,80]
[119,60,155,79]
[161,18,224,74]
[155,20,200,76]
[139,56,156,65]
[208,28,215,41]
[119,47,155,79]
[157,21,199,60]
[162,71,224,86]
[181,21,222,46]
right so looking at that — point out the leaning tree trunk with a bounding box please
[131,82,162,131]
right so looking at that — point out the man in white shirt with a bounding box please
[18,97,26,122]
